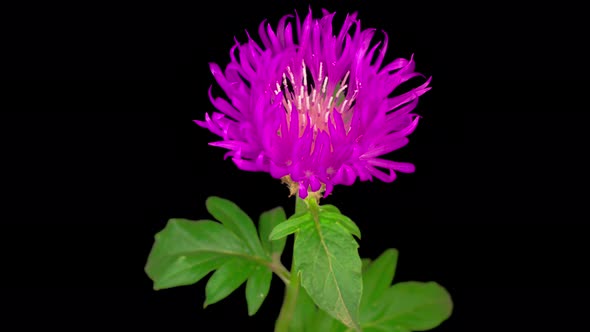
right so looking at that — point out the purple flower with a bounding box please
[196,9,431,198]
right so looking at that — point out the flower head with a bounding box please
[196,9,431,198]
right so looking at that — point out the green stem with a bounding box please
[271,253,291,285]
[275,196,310,332]
[274,258,300,332]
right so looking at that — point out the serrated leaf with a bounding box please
[145,219,248,290]
[320,210,361,239]
[204,258,256,307]
[206,196,266,256]
[268,212,312,240]
[258,207,287,256]
[245,265,272,316]
[294,218,362,331]
[371,282,453,331]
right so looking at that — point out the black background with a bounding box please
[2,1,588,331]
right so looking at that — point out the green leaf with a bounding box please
[302,249,453,331]
[268,212,312,240]
[364,327,410,332]
[320,204,341,213]
[145,219,248,290]
[320,210,361,239]
[362,249,399,307]
[294,217,362,331]
[289,280,316,332]
[360,251,452,331]
[295,195,308,214]
[206,196,266,256]
[361,258,372,273]
[245,265,272,316]
[290,283,351,332]
[310,307,348,332]
[258,207,287,256]
[204,258,256,307]
[145,198,280,315]
[369,282,453,331]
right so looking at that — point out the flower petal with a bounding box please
[367,158,416,173]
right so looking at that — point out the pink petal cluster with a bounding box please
[196,9,431,198]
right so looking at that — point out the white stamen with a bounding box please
[341,71,350,86]
[335,84,348,98]
[302,60,307,88]
[340,99,348,112]
[282,74,290,97]
[287,66,295,85]
[286,99,292,112]
[278,62,357,135]
[321,77,329,94]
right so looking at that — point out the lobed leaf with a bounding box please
[145,219,247,290]
[206,196,266,256]
[145,198,287,317]
[204,258,256,307]
[245,265,273,316]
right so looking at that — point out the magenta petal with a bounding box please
[323,182,334,197]
[233,158,262,172]
[208,87,243,121]
[209,63,233,94]
[367,158,415,173]
[387,116,420,138]
[298,183,309,198]
[361,138,409,159]
[276,15,293,46]
[258,19,271,49]
[309,176,322,192]
[269,162,289,179]
[193,119,208,128]
[367,166,397,182]
[209,140,254,153]
[391,161,415,173]
[334,165,357,186]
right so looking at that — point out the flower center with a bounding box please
[274,60,358,134]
